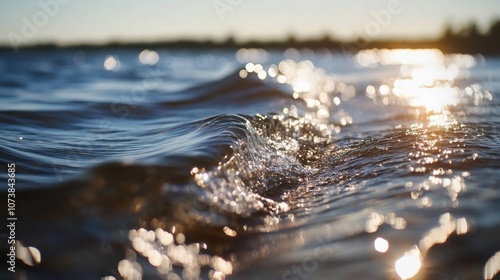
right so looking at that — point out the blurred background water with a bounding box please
[1,47,500,280]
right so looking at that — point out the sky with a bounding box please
[0,0,499,47]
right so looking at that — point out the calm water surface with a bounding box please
[0,48,499,280]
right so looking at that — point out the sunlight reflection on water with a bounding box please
[360,49,494,145]
[78,48,497,279]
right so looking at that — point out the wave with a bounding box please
[4,50,500,279]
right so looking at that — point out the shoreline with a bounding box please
[1,36,499,55]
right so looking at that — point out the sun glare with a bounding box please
[360,49,478,125]
[395,246,422,280]
[374,237,389,253]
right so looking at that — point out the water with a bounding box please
[1,48,500,280]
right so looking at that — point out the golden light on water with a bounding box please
[118,227,234,279]
[365,212,407,233]
[418,213,456,252]
[399,87,459,113]
[227,49,489,279]
[456,217,468,235]
[427,111,457,127]
[485,251,500,280]
[360,49,484,128]
[357,49,475,69]
[391,213,470,279]
[103,55,119,71]
[236,48,268,64]
[138,49,159,65]
[395,246,422,280]
[245,62,268,80]
[16,241,41,267]
[292,78,312,93]
[223,226,237,237]
[245,62,255,72]
[357,49,444,67]
[374,237,389,253]
[237,55,354,133]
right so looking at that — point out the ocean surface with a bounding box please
[1,47,500,280]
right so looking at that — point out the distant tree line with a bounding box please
[438,20,500,54]
[2,19,500,55]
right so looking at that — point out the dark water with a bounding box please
[1,48,500,280]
